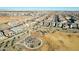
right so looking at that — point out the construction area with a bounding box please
[0,11,79,51]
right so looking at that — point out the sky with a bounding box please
[0,7,79,11]
[0,0,79,7]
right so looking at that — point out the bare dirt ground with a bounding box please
[0,11,79,51]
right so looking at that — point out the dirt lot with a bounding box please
[0,11,79,51]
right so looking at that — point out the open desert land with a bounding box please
[0,11,79,51]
